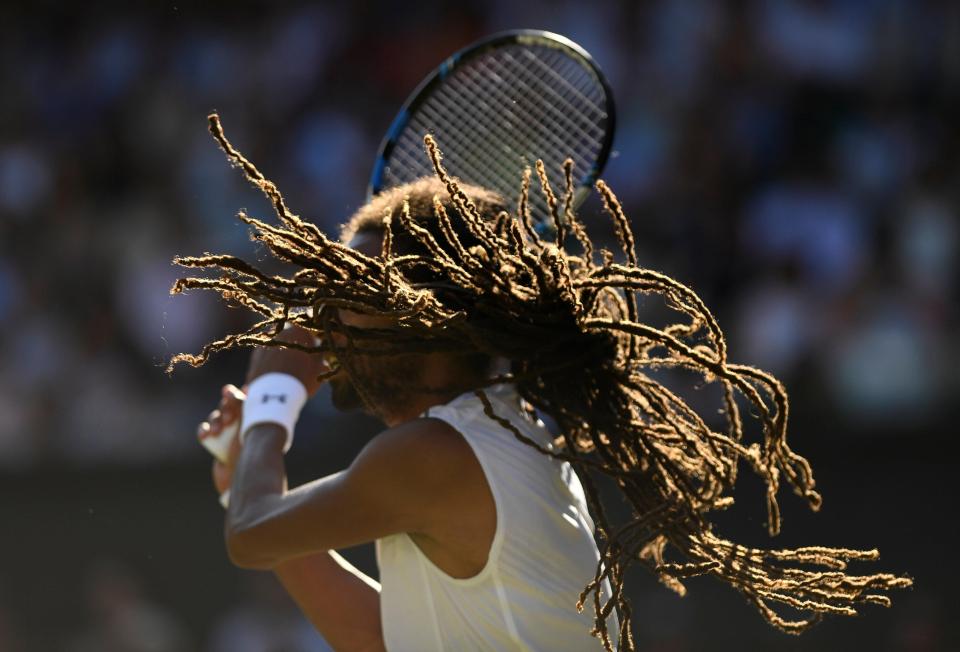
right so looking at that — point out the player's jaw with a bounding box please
[329,374,365,412]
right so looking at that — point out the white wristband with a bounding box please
[240,373,308,453]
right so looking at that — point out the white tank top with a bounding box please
[376,384,618,651]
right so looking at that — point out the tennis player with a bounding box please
[197,179,618,651]
[183,127,909,651]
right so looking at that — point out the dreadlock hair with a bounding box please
[338,176,510,385]
[171,114,912,651]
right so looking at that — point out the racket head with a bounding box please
[368,29,616,234]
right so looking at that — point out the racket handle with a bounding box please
[200,420,240,465]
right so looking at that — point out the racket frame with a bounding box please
[368,28,616,224]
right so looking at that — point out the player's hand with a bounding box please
[246,325,330,396]
[197,384,246,495]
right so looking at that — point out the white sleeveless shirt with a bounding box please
[376,384,618,651]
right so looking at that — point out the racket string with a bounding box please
[466,55,603,162]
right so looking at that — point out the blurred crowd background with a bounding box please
[1,1,957,650]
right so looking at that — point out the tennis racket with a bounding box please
[368,29,616,234]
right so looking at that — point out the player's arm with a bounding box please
[200,327,481,650]
[201,392,479,651]
[222,325,469,567]
[214,400,470,652]
[226,416,465,566]
[201,384,385,652]
[273,551,384,652]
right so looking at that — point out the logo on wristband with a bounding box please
[261,394,287,404]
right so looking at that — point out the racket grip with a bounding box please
[200,420,240,464]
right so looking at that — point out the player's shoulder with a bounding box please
[369,417,472,461]
[359,416,474,470]
[343,416,484,517]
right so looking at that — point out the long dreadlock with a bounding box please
[171,114,911,651]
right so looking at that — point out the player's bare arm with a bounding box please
[226,415,494,571]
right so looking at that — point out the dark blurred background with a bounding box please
[0,1,957,650]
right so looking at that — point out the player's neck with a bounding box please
[379,362,484,427]
[379,389,466,427]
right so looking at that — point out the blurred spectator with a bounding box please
[0,259,22,325]
[207,573,331,652]
[287,110,372,228]
[643,0,726,103]
[756,0,878,84]
[65,559,193,652]
[896,194,957,302]
[824,286,946,426]
[731,274,823,377]
[0,143,52,219]
[741,178,870,296]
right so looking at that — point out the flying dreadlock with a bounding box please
[171,114,911,651]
